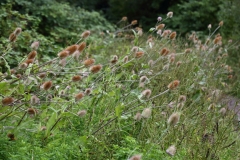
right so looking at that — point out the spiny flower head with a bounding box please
[178,95,187,103]
[75,93,84,102]
[78,42,86,52]
[9,33,17,42]
[41,81,53,90]
[156,24,165,30]
[89,64,102,73]
[65,45,78,55]
[160,48,170,56]
[129,154,142,160]
[131,20,138,25]
[83,58,95,67]
[167,80,180,90]
[166,145,176,156]
[134,112,142,121]
[139,76,149,83]
[219,21,223,27]
[167,11,173,18]
[58,51,69,59]
[27,108,37,115]
[169,31,177,40]
[81,30,91,38]
[141,108,152,118]
[84,88,92,96]
[167,112,180,126]
[72,75,82,82]
[141,89,152,99]
[135,51,144,58]
[27,51,37,59]
[14,27,22,36]
[121,16,128,21]
[30,41,40,50]
[2,97,14,105]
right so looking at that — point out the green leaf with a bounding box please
[115,104,124,118]
[45,112,58,137]
[0,82,10,94]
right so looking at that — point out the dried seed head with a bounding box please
[167,112,180,126]
[72,75,82,82]
[184,48,192,53]
[176,61,182,67]
[14,27,22,36]
[27,51,37,59]
[7,133,15,141]
[121,16,128,21]
[131,20,138,25]
[83,58,95,67]
[168,80,180,90]
[89,64,102,73]
[77,110,87,117]
[178,95,186,103]
[131,46,139,52]
[208,24,212,29]
[141,89,152,99]
[84,88,92,96]
[27,108,37,115]
[2,97,14,105]
[59,58,66,67]
[25,59,34,65]
[156,24,165,30]
[134,112,142,121]
[141,108,152,118]
[31,95,40,104]
[10,69,16,74]
[135,51,144,58]
[41,126,47,131]
[58,51,69,59]
[65,45,78,55]
[160,48,169,56]
[148,60,154,67]
[75,93,84,102]
[213,37,222,45]
[30,41,40,50]
[78,42,86,52]
[139,76,148,83]
[41,81,53,90]
[38,72,47,79]
[167,12,173,18]
[168,53,175,63]
[166,145,176,156]
[219,21,223,27]
[169,32,177,40]
[219,107,227,116]
[19,63,28,69]
[129,154,142,160]
[110,55,118,64]
[81,30,91,38]
[9,33,17,42]
[16,74,22,78]
[123,56,129,63]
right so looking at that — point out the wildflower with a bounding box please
[167,80,180,90]
[58,51,69,59]
[65,45,78,55]
[166,145,176,156]
[135,51,144,58]
[81,30,91,38]
[25,59,34,65]
[167,12,173,18]
[129,154,142,160]
[9,33,17,42]
[75,93,84,102]
[83,58,95,67]
[30,41,40,50]
[219,21,223,27]
[141,89,152,99]
[78,42,86,52]
[14,27,22,36]
[2,97,14,105]
[134,112,142,121]
[141,108,152,118]
[156,24,165,30]
[89,64,102,73]
[157,16,162,21]
[41,81,53,90]
[27,51,37,59]
[167,112,180,126]
[131,20,138,25]
[72,75,82,82]
[169,32,177,40]
[121,16,128,21]
[77,110,87,117]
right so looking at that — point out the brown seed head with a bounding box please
[65,45,78,55]
[30,41,40,50]
[89,64,102,73]
[83,58,95,67]
[84,88,92,95]
[166,145,176,156]
[160,48,169,56]
[77,110,87,117]
[141,89,152,99]
[19,63,28,69]
[178,95,187,103]
[41,81,53,90]
[38,72,47,79]
[31,95,40,104]
[75,93,84,102]
[9,33,17,42]
[14,27,22,36]
[169,32,177,40]
[2,97,14,105]
[219,21,223,27]
[213,37,222,45]
[135,51,144,58]
[78,42,86,52]
[139,76,148,83]
[123,56,129,63]
[167,80,180,90]
[7,133,15,141]
[72,75,82,82]
[27,108,37,115]
[58,51,69,59]
[167,112,180,126]
[141,108,152,118]
[134,112,142,121]
[131,20,138,25]
[25,59,34,65]
[121,16,128,21]
[28,51,37,59]
[156,24,165,30]
[167,12,173,18]
[129,154,142,160]
[81,30,91,38]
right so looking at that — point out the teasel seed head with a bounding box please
[219,107,227,116]
[14,27,22,36]
[169,31,177,40]
[141,108,152,118]
[78,42,86,52]
[156,24,165,30]
[129,154,142,160]
[167,11,173,18]
[84,88,92,96]
[134,112,142,121]
[2,97,14,106]
[77,110,87,117]
[7,133,15,141]
[160,48,169,56]
[176,61,182,67]
[38,72,47,79]
[135,51,144,58]
[89,64,102,73]
[123,56,129,63]
[167,112,180,126]
[208,24,212,29]
[30,41,40,50]
[31,95,40,105]
[65,45,78,55]
[131,20,138,25]
[19,63,28,69]
[27,51,37,59]
[72,75,82,82]
[25,59,34,65]
[9,33,17,42]
[83,58,95,67]
[141,89,152,99]
[121,16,128,21]
[81,30,91,39]
[139,76,148,83]
[178,95,186,103]
[219,21,223,27]
[110,55,118,64]
[167,80,180,90]
[41,81,53,90]
[166,145,176,156]
[58,51,69,59]
[27,108,37,115]
[59,58,67,67]
[75,93,84,102]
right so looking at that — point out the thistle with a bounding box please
[167,112,180,126]
[2,97,14,105]
[89,64,102,73]
[167,80,180,90]
[141,108,152,118]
